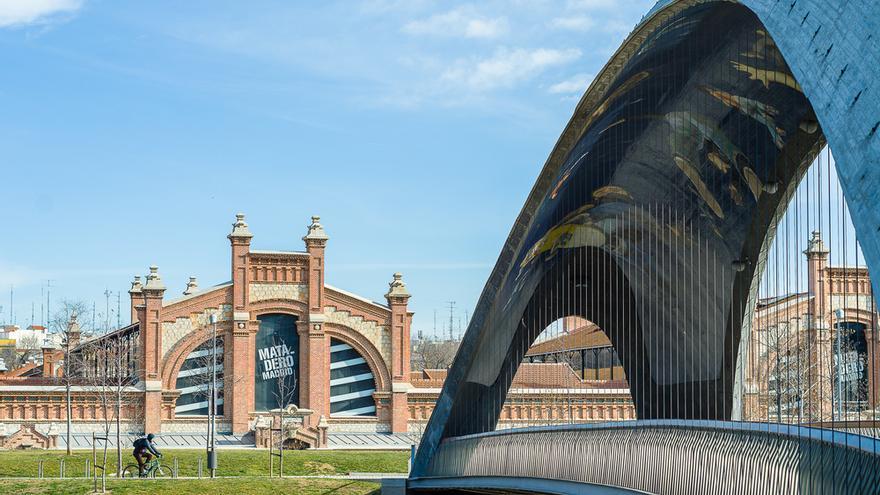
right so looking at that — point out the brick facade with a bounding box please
[0,214,414,447]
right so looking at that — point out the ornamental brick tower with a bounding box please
[804,231,833,420]
[141,265,166,433]
[385,273,412,433]
[300,216,330,424]
[228,213,255,434]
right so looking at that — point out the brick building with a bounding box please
[0,214,638,449]
[744,232,880,422]
[0,214,414,448]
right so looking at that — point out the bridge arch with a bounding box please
[413,0,880,487]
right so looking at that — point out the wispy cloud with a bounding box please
[403,7,508,39]
[0,0,83,28]
[549,16,595,31]
[442,47,581,91]
[548,72,593,95]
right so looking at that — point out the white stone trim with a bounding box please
[409,387,632,395]
[392,382,413,393]
[325,284,389,310]
[163,282,233,307]
[177,364,224,378]
[249,249,308,256]
[175,398,224,413]
[330,405,377,417]
[330,388,376,403]
[330,357,366,370]
[330,372,374,386]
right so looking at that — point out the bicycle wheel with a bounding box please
[121,465,141,478]
[151,466,168,478]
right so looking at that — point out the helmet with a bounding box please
[146,433,155,441]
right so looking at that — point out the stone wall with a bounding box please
[161,304,232,358]
[248,283,307,303]
[324,306,391,368]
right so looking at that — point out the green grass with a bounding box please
[0,478,379,494]
[0,449,408,478]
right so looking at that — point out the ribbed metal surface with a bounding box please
[416,421,880,494]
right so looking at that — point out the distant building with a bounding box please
[744,232,879,422]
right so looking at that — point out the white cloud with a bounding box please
[549,16,595,31]
[403,7,508,39]
[0,0,82,28]
[442,47,581,91]
[548,72,593,95]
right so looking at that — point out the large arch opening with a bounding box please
[255,313,300,412]
[415,0,880,470]
[329,338,377,417]
[173,336,225,417]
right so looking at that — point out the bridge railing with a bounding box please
[412,420,880,495]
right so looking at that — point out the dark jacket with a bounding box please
[133,437,161,456]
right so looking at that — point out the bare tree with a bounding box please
[267,334,299,474]
[411,337,459,371]
[51,300,94,455]
[746,319,834,423]
[80,334,141,479]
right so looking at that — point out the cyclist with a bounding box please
[132,433,162,477]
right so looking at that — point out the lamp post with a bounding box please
[208,313,218,478]
[833,308,845,422]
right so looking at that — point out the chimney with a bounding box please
[41,338,58,377]
[66,312,81,350]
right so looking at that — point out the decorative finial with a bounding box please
[228,212,254,239]
[303,215,329,242]
[183,276,199,295]
[129,275,143,294]
[143,265,166,291]
[804,231,829,257]
[385,272,411,300]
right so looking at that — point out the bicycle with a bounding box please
[121,455,167,478]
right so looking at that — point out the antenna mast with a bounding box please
[447,301,455,341]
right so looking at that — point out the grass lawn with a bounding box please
[0,478,379,494]
[0,449,408,478]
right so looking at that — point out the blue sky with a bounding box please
[0,0,656,335]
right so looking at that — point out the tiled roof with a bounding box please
[411,362,626,390]
[525,323,612,356]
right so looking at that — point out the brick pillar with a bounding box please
[302,216,330,422]
[227,213,254,434]
[805,231,830,328]
[805,232,833,420]
[141,265,166,433]
[128,276,143,325]
[41,346,56,377]
[227,317,254,434]
[385,273,412,433]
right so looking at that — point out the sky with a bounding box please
[0,0,657,335]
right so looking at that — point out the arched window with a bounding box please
[174,337,224,416]
[329,338,376,417]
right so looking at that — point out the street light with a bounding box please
[208,313,218,478]
[833,308,846,422]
